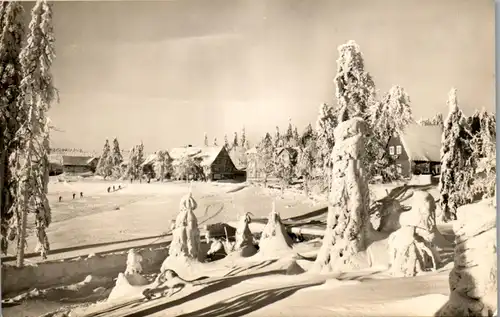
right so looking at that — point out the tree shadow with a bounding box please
[175,283,323,317]
[130,269,301,316]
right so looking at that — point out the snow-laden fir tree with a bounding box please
[275,149,293,196]
[299,123,315,148]
[311,113,372,273]
[439,88,469,222]
[213,137,218,146]
[368,85,413,180]
[12,0,57,266]
[297,142,315,196]
[334,40,376,119]
[293,126,300,146]
[224,134,229,150]
[274,126,282,148]
[153,150,172,182]
[284,119,294,145]
[417,113,444,128]
[110,137,123,177]
[203,132,208,147]
[95,139,112,179]
[240,126,246,147]
[124,144,145,182]
[315,103,337,191]
[258,133,275,188]
[233,131,238,148]
[0,0,25,255]
[244,139,250,150]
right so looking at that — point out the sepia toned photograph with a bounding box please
[0,0,497,316]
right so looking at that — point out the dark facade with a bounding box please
[207,147,238,181]
[387,135,412,178]
[62,156,98,174]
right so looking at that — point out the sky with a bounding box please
[40,0,495,152]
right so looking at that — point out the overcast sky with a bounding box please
[43,0,495,152]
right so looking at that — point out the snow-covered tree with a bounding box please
[96,139,112,179]
[258,133,275,188]
[109,137,123,177]
[11,0,57,266]
[334,40,376,119]
[203,132,208,147]
[244,139,250,150]
[123,143,145,182]
[275,149,294,195]
[274,126,282,148]
[312,116,371,273]
[315,103,337,191]
[417,113,444,128]
[284,119,294,144]
[439,88,469,222]
[213,137,218,146]
[224,134,229,150]
[174,155,201,181]
[297,144,315,196]
[0,0,25,256]
[153,150,172,182]
[293,126,300,145]
[299,123,315,148]
[240,127,246,147]
[367,85,413,181]
[233,131,239,148]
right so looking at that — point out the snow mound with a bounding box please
[257,204,293,258]
[107,273,148,301]
[298,278,361,292]
[436,200,497,316]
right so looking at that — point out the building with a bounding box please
[169,145,238,181]
[387,124,442,178]
[62,155,99,174]
[275,147,299,168]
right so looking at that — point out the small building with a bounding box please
[62,155,99,174]
[245,146,299,183]
[387,124,442,178]
[169,145,238,181]
[275,147,299,168]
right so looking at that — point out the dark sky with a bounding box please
[43,0,495,152]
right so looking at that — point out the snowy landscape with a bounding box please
[0,1,497,317]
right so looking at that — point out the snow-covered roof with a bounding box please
[398,124,442,162]
[140,153,158,167]
[169,147,204,160]
[228,146,247,170]
[193,146,225,167]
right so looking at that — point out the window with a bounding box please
[396,145,402,155]
[389,146,395,155]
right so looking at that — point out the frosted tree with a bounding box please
[315,103,337,192]
[203,132,208,147]
[110,137,123,177]
[275,149,293,195]
[312,115,372,273]
[417,113,444,128]
[293,126,300,145]
[0,1,25,255]
[297,144,315,196]
[154,150,172,182]
[258,133,275,188]
[232,131,239,148]
[12,0,57,266]
[299,123,315,148]
[124,146,137,181]
[368,85,413,180]
[284,119,294,145]
[334,40,376,119]
[244,139,250,150]
[274,126,282,148]
[439,88,469,222]
[95,139,112,179]
[224,134,229,150]
[240,126,246,147]
[213,137,218,146]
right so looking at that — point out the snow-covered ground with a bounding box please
[3,178,456,317]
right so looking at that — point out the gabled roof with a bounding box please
[141,153,158,167]
[276,146,300,156]
[193,146,225,167]
[245,147,258,155]
[398,124,442,162]
[62,156,95,166]
[228,146,248,170]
